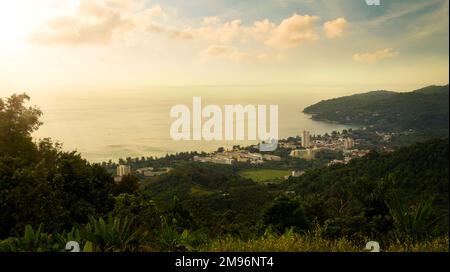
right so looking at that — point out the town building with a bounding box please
[328,159,345,166]
[344,138,354,149]
[290,148,316,160]
[301,130,311,148]
[136,167,171,177]
[291,170,305,177]
[136,167,153,175]
[116,165,131,177]
[194,155,235,165]
[279,142,300,150]
[263,154,282,161]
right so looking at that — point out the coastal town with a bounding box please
[113,130,372,181]
[192,130,370,166]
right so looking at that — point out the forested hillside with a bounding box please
[303,85,449,133]
[283,138,449,241]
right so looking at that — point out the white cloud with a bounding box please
[202,16,221,26]
[353,48,399,64]
[145,15,242,43]
[201,44,249,62]
[323,17,347,39]
[29,0,163,45]
[103,0,137,11]
[263,14,320,49]
[141,5,163,17]
[27,3,352,63]
[133,5,165,31]
[155,13,322,50]
[173,18,243,43]
[250,19,276,41]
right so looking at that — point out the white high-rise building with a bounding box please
[344,138,354,149]
[117,165,132,177]
[301,130,311,148]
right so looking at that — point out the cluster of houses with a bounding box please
[114,131,372,182]
[114,165,171,182]
[135,167,171,177]
[314,137,355,150]
[285,131,371,165]
[193,130,371,167]
[193,150,281,165]
[328,149,371,166]
[288,134,356,158]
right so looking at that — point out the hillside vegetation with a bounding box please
[303,85,449,133]
[282,138,449,242]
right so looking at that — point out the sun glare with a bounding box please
[0,2,29,43]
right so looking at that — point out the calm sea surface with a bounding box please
[29,86,359,162]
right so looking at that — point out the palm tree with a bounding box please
[82,216,147,252]
[387,193,437,242]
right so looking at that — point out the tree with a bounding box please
[1,93,115,237]
[112,193,160,234]
[387,193,438,242]
[0,93,42,159]
[114,175,140,195]
[81,216,147,252]
[262,196,310,233]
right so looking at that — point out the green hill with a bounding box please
[142,138,449,241]
[303,85,449,133]
[143,163,275,237]
[283,138,449,240]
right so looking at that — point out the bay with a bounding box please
[30,85,359,162]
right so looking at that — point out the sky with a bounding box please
[0,0,448,94]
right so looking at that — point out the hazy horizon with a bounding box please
[28,85,366,162]
[2,82,446,162]
[1,0,448,161]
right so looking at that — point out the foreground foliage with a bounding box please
[1,222,448,252]
[203,232,449,252]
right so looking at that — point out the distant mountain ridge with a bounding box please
[303,84,449,132]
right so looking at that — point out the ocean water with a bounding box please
[29,86,358,162]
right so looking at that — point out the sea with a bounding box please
[26,85,360,162]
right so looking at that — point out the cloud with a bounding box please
[146,12,324,63]
[262,14,320,49]
[27,3,349,63]
[323,17,347,39]
[134,5,166,30]
[145,15,242,43]
[173,18,243,43]
[365,0,441,27]
[250,19,276,41]
[147,23,165,33]
[138,5,163,18]
[103,0,137,11]
[409,0,449,40]
[202,16,221,25]
[201,45,250,62]
[29,0,162,46]
[153,13,321,50]
[32,3,325,51]
[353,48,399,64]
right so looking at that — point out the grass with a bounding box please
[239,169,291,182]
[190,185,215,196]
[2,222,447,252]
[200,232,450,252]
